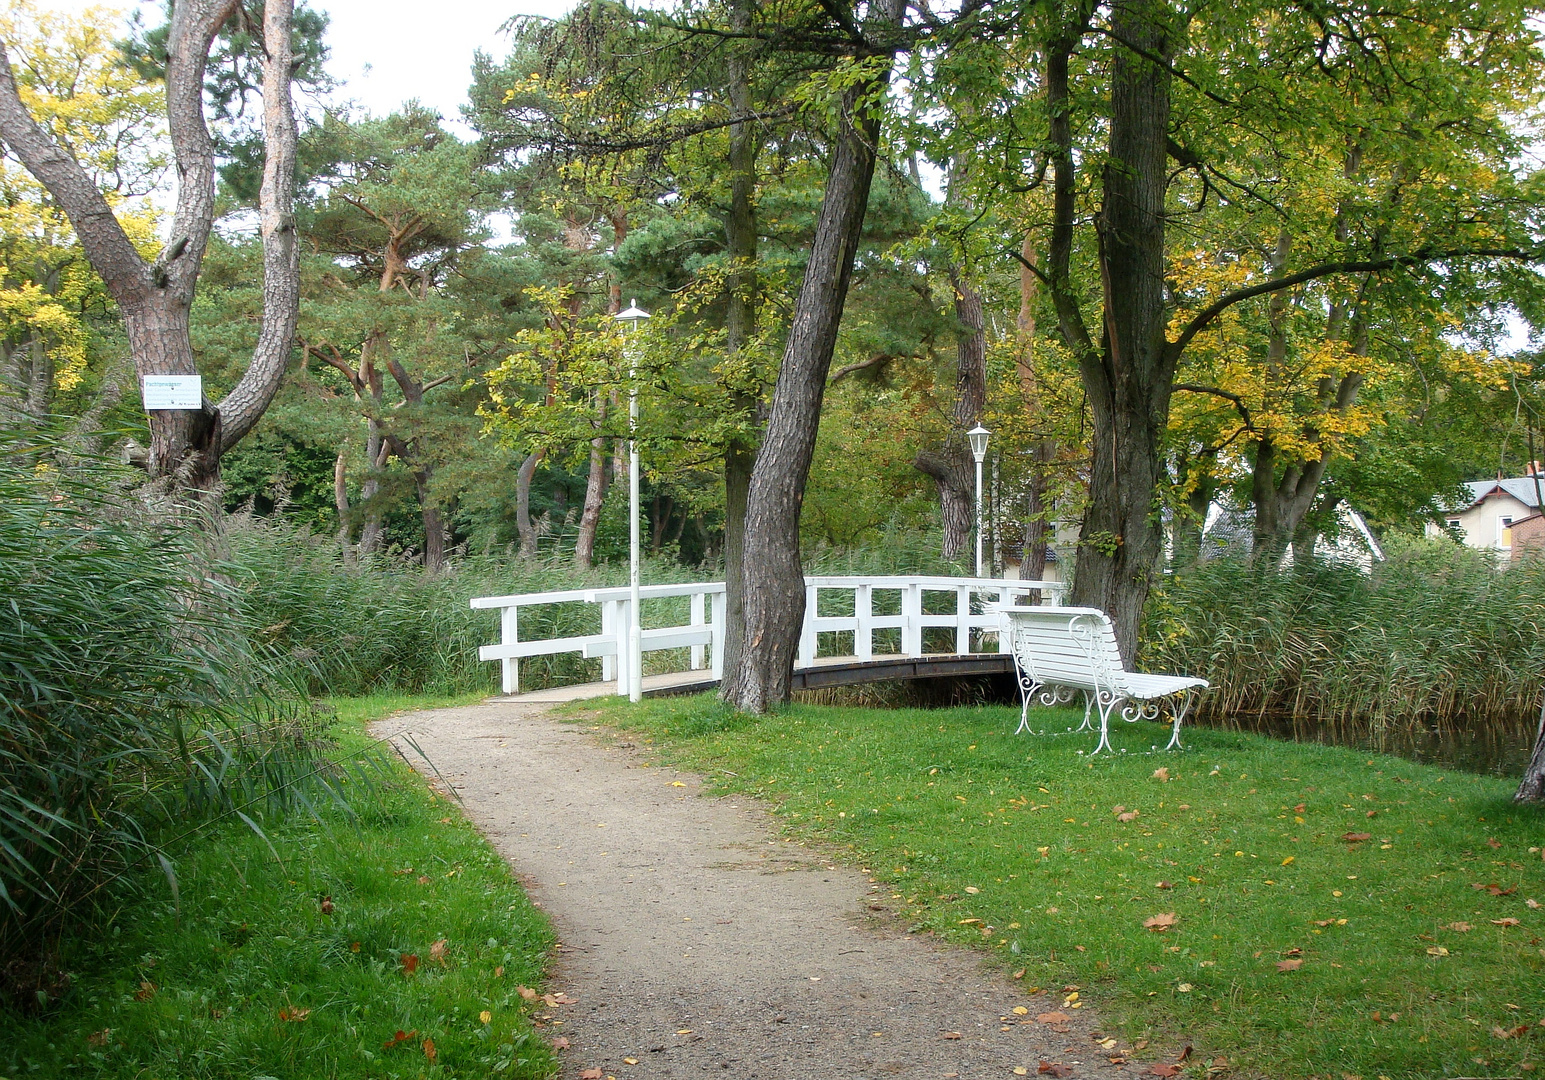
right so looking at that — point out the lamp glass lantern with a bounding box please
[966,426,990,576]
[967,425,991,463]
[615,299,650,701]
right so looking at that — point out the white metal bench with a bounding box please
[997,606,1208,753]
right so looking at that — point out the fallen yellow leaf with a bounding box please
[479,1010,492,1024]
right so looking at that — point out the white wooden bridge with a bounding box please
[471,575,1067,699]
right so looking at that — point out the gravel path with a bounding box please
[373,701,1158,1080]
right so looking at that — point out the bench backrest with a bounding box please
[1000,606,1126,692]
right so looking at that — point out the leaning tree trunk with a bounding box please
[723,0,904,713]
[1068,0,1174,664]
[0,0,299,492]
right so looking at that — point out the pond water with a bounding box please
[1194,714,1541,779]
[799,673,1541,780]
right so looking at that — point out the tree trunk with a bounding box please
[357,422,386,555]
[718,0,761,686]
[125,292,223,488]
[916,265,987,561]
[0,0,299,491]
[333,451,353,561]
[417,470,447,572]
[722,441,753,674]
[1516,696,1545,802]
[1171,460,1213,567]
[574,402,608,569]
[723,0,904,714]
[515,450,542,559]
[1017,235,1056,582]
[915,450,972,559]
[1067,0,1173,664]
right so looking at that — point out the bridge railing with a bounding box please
[471,575,1067,696]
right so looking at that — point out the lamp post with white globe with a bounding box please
[616,300,650,701]
[967,425,990,577]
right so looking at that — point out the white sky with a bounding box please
[60,0,579,123]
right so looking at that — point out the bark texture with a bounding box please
[0,0,299,490]
[1016,236,1056,581]
[718,0,761,683]
[1517,698,1545,803]
[723,0,904,713]
[1063,0,1173,663]
[574,402,609,570]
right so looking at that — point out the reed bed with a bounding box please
[1145,537,1545,746]
[218,513,708,697]
[0,445,342,981]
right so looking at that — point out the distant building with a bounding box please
[1429,472,1545,554]
[1510,512,1545,561]
[1200,502,1384,571]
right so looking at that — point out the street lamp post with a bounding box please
[616,300,650,701]
[967,425,990,578]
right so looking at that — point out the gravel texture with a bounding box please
[373,701,1159,1079]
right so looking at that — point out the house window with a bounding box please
[1502,516,1514,547]
[1446,518,1461,529]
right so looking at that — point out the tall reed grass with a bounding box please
[0,443,342,984]
[218,513,707,697]
[1145,537,1545,748]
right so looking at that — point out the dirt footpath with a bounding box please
[374,701,1153,1080]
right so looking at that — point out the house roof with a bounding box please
[1464,477,1545,510]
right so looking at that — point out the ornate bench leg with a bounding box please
[1091,690,1123,755]
[1077,691,1095,732]
[1014,668,1042,735]
[1165,689,1197,751]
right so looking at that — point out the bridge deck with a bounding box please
[487,653,1015,705]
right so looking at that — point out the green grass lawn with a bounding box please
[4,693,556,1080]
[571,694,1545,1080]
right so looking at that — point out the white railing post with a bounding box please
[955,584,971,654]
[902,582,922,656]
[995,587,1013,653]
[710,588,726,680]
[501,605,519,695]
[855,583,873,660]
[690,590,706,670]
[614,597,632,697]
[798,583,818,669]
[600,600,616,684]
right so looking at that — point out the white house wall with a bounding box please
[1430,492,1536,551]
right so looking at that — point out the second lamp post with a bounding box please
[616,300,650,701]
[967,425,990,578]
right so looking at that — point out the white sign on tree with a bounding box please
[141,375,203,411]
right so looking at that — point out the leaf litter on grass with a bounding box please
[583,695,1545,1079]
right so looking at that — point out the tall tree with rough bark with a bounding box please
[723,0,909,713]
[929,0,1545,660]
[0,0,300,491]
